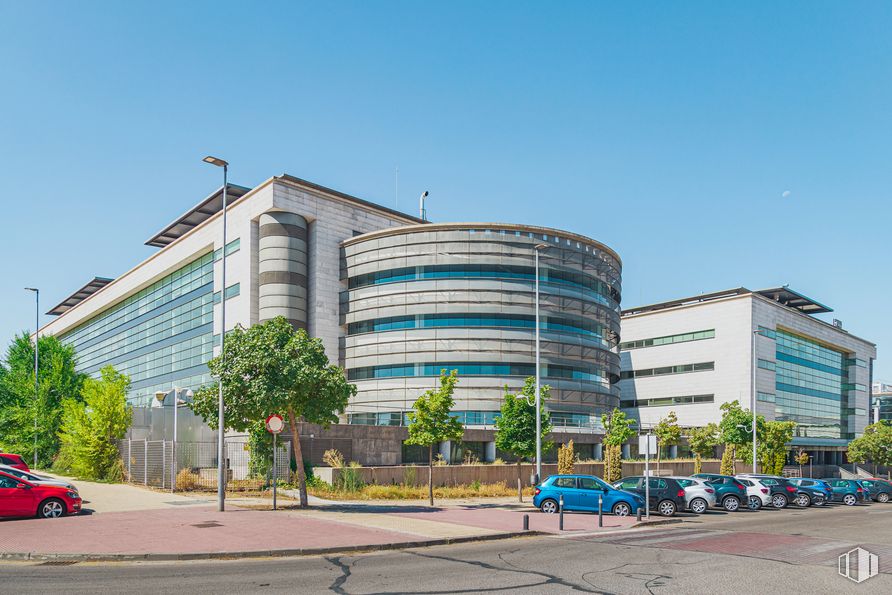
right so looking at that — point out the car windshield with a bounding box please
[676,479,693,487]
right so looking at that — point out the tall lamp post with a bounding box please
[533,243,548,484]
[24,287,39,468]
[203,155,228,512]
[751,329,763,474]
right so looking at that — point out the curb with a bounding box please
[0,530,547,563]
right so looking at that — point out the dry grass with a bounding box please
[309,481,534,501]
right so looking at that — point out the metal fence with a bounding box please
[117,438,291,492]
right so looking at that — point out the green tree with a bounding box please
[190,317,356,508]
[601,408,636,483]
[494,378,553,502]
[794,449,809,477]
[688,423,719,474]
[0,333,85,467]
[405,369,465,506]
[847,421,892,474]
[758,420,796,475]
[718,400,760,474]
[653,410,681,474]
[55,366,132,480]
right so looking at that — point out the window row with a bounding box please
[212,283,241,304]
[346,362,608,386]
[108,333,214,384]
[345,409,602,429]
[212,238,241,262]
[620,394,714,408]
[620,361,713,380]
[619,329,714,351]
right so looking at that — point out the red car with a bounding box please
[0,470,82,518]
[0,453,29,472]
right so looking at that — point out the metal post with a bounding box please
[25,288,39,468]
[162,440,166,490]
[172,389,179,492]
[273,432,278,511]
[128,439,132,481]
[534,245,542,484]
[558,494,564,531]
[144,438,148,486]
[522,514,529,531]
[752,329,759,474]
[645,431,651,519]
[218,164,228,512]
[598,493,603,527]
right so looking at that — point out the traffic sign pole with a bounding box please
[273,432,277,511]
[265,414,285,511]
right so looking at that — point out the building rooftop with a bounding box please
[47,277,115,316]
[622,286,833,316]
[145,184,252,247]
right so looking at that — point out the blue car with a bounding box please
[821,478,869,505]
[787,478,832,506]
[534,474,645,517]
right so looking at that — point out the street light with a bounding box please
[419,191,430,220]
[24,287,39,468]
[533,243,548,484]
[203,155,228,512]
[751,329,764,474]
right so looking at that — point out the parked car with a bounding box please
[613,476,687,516]
[534,474,645,516]
[787,478,832,506]
[668,476,717,514]
[737,474,800,508]
[857,479,892,503]
[692,473,748,511]
[0,465,78,492]
[0,453,29,472]
[736,477,771,510]
[821,479,868,505]
[0,470,82,518]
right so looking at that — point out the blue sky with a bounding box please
[1,1,889,378]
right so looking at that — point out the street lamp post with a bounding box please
[751,329,762,474]
[533,243,548,484]
[203,155,229,512]
[24,287,39,468]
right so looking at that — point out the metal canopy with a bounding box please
[144,184,251,247]
[47,277,114,316]
[754,287,833,314]
[622,286,833,316]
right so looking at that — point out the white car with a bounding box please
[736,477,771,510]
[0,464,78,492]
[668,476,717,514]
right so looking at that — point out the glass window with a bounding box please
[620,478,640,490]
[578,477,608,490]
[553,477,577,488]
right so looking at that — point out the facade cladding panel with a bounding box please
[341,224,623,428]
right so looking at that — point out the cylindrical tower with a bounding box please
[341,223,622,430]
[258,211,309,329]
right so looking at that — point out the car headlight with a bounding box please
[66,491,79,499]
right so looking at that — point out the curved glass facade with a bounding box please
[342,223,622,426]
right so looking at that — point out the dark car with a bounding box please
[613,476,687,516]
[692,473,748,512]
[858,479,892,503]
[821,479,868,505]
[737,474,799,508]
[786,477,831,506]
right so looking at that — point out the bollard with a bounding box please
[598,493,603,528]
[559,494,564,531]
[523,514,529,531]
[636,507,642,522]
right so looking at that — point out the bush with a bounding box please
[558,440,575,475]
[336,462,365,492]
[402,466,417,486]
[323,449,345,468]
[176,468,202,491]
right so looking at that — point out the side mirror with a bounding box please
[16,483,30,489]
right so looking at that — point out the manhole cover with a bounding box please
[191,521,223,528]
[40,560,79,566]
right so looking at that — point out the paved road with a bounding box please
[5,504,891,594]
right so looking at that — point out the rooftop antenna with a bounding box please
[419,190,429,220]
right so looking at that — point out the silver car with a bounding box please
[668,476,717,514]
[0,464,78,492]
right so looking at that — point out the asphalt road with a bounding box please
[5,503,891,594]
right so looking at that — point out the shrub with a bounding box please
[176,468,202,491]
[469,479,481,491]
[402,466,417,487]
[323,448,345,468]
[463,449,479,465]
[492,458,505,465]
[433,453,447,466]
[720,445,736,475]
[337,462,365,492]
[557,440,575,475]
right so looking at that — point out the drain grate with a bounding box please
[191,521,223,528]
[39,560,79,566]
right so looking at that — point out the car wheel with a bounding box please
[813,495,826,506]
[878,492,890,503]
[540,499,558,514]
[612,502,631,517]
[747,495,762,510]
[38,498,66,519]
[690,498,708,514]
[722,496,740,512]
[843,494,857,506]
[658,500,677,516]
[796,493,811,507]
[772,494,788,508]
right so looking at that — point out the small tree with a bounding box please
[718,400,758,475]
[56,366,132,480]
[688,423,719,474]
[758,420,796,475]
[794,449,809,477]
[601,408,636,483]
[494,377,552,502]
[557,440,575,475]
[847,421,892,474]
[654,411,681,474]
[191,317,355,508]
[405,369,465,506]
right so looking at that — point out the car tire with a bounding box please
[37,498,66,519]
[796,493,811,507]
[612,502,632,517]
[843,494,857,506]
[813,495,826,506]
[747,495,762,510]
[722,496,740,512]
[690,498,708,514]
[540,499,558,514]
[878,493,890,503]
[658,499,676,517]
[772,494,788,508]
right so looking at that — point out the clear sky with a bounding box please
[1,1,889,379]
